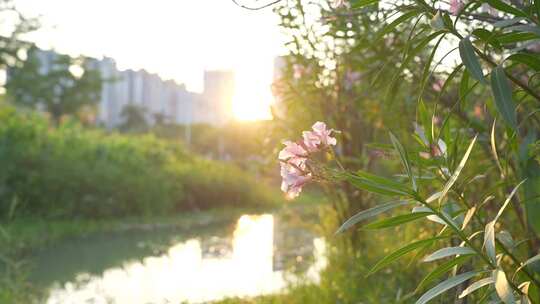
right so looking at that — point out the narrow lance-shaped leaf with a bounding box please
[484,221,496,264]
[336,200,411,234]
[415,256,471,292]
[343,171,414,197]
[495,180,526,222]
[486,0,528,17]
[459,37,486,84]
[363,212,430,230]
[459,277,495,298]
[493,17,526,28]
[350,0,379,9]
[507,25,540,38]
[462,206,476,230]
[519,282,531,304]
[367,236,447,276]
[491,66,517,130]
[375,10,420,42]
[515,253,540,275]
[389,132,417,191]
[506,53,540,71]
[491,119,505,177]
[423,246,476,262]
[494,269,515,304]
[416,271,479,304]
[439,135,478,204]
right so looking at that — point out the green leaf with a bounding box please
[536,0,540,18]
[472,29,501,49]
[493,17,526,28]
[350,0,379,9]
[367,236,447,276]
[375,10,421,43]
[459,69,470,104]
[389,132,417,191]
[423,246,476,262]
[491,66,517,130]
[515,253,540,275]
[416,271,480,304]
[459,37,485,84]
[459,277,495,298]
[507,25,540,37]
[497,32,538,44]
[439,135,477,204]
[336,200,411,234]
[363,212,430,230]
[494,180,526,222]
[494,269,515,304]
[506,53,540,71]
[416,256,471,292]
[344,171,413,197]
[485,0,528,17]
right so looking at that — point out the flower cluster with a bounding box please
[278,122,337,198]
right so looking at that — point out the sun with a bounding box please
[231,62,274,121]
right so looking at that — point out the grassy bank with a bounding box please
[0,106,279,219]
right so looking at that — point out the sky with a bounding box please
[14,0,287,120]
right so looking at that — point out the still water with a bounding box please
[31,214,326,304]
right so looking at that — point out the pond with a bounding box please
[30,214,326,304]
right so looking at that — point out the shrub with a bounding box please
[0,106,277,219]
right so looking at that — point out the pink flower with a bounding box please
[278,140,307,160]
[302,131,321,152]
[311,121,337,146]
[278,121,338,199]
[280,162,311,198]
[449,0,464,15]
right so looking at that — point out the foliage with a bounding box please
[118,104,149,133]
[5,46,103,123]
[271,0,540,302]
[0,106,278,219]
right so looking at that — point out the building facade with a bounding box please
[20,49,235,128]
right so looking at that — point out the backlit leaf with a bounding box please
[336,200,411,234]
[389,132,417,191]
[416,271,479,304]
[363,212,430,230]
[415,256,471,292]
[494,269,515,304]
[439,135,477,204]
[367,236,447,276]
[423,246,476,262]
[459,277,495,298]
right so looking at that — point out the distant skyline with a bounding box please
[14,0,287,120]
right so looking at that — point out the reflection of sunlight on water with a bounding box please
[46,214,326,304]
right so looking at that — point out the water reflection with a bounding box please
[45,214,326,304]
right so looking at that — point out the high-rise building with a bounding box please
[7,48,237,128]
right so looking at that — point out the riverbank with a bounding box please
[0,193,325,303]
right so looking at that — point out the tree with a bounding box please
[5,46,102,124]
[0,0,39,71]
[119,104,148,133]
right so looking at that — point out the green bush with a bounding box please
[0,106,277,219]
